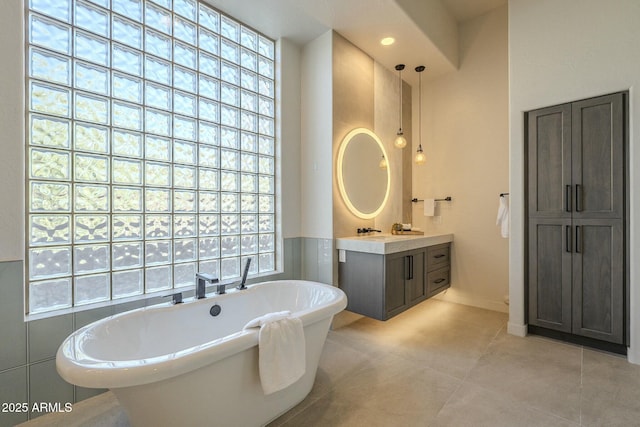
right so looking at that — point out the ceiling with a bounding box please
[204,0,506,85]
[442,0,507,23]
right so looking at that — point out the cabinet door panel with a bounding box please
[385,253,407,316]
[527,104,572,218]
[528,219,572,332]
[572,93,624,219]
[407,250,426,304]
[340,251,385,320]
[572,220,624,344]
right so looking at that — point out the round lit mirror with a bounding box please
[337,128,391,219]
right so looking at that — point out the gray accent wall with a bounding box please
[0,237,306,425]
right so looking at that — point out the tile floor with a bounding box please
[268,299,640,427]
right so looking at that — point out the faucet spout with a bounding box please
[195,272,218,299]
[236,258,252,290]
[357,227,382,234]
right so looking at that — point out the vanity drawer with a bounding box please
[427,266,450,296]
[427,243,450,271]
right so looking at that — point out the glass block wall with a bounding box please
[26,0,277,315]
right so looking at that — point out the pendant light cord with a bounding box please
[416,66,425,146]
[395,64,405,133]
[399,69,403,131]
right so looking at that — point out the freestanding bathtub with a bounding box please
[56,280,347,427]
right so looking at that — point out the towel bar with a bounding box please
[411,197,452,203]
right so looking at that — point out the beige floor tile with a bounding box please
[279,353,460,427]
[465,330,583,423]
[272,301,640,427]
[431,383,580,427]
[311,334,386,397]
[390,318,504,379]
[581,349,640,427]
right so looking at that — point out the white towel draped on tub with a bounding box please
[496,196,509,238]
[244,310,306,395]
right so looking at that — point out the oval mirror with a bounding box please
[337,128,391,219]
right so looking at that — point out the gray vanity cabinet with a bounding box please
[527,92,626,346]
[339,243,451,321]
[385,248,427,318]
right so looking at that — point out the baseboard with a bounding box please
[528,325,627,355]
[507,321,528,337]
[433,292,509,314]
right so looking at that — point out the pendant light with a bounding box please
[393,64,407,149]
[379,154,388,169]
[414,65,426,165]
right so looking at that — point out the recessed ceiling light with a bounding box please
[380,37,395,46]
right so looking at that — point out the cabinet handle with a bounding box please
[434,278,445,284]
[576,184,583,212]
[409,255,414,280]
[405,256,414,280]
[565,185,572,212]
[565,225,572,253]
[575,225,582,253]
[433,254,445,259]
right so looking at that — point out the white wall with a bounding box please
[508,0,640,362]
[0,1,25,262]
[413,5,509,312]
[277,39,302,239]
[301,31,334,239]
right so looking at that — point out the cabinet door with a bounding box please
[572,220,624,344]
[528,218,573,332]
[385,252,407,317]
[572,93,625,220]
[406,249,426,305]
[527,104,572,218]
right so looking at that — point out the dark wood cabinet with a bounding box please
[385,248,426,318]
[571,220,624,343]
[527,92,626,346]
[339,243,451,321]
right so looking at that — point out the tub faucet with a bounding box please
[217,258,252,295]
[236,258,252,290]
[195,272,218,299]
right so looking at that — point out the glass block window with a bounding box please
[26,0,277,315]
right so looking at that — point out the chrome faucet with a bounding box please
[236,258,252,290]
[217,258,252,295]
[357,227,382,234]
[195,272,218,299]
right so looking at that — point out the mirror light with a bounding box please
[337,128,391,219]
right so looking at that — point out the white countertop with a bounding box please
[336,233,454,255]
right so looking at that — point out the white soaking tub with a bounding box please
[56,280,347,427]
